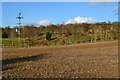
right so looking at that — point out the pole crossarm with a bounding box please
[16,13,23,26]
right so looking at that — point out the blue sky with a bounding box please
[2,2,118,27]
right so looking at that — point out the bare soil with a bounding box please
[2,40,119,78]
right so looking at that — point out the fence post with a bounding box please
[12,42,14,48]
[2,44,4,48]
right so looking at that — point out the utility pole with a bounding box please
[62,21,64,37]
[16,13,23,47]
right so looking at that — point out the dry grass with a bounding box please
[2,40,119,78]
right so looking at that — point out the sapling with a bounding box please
[46,32,52,40]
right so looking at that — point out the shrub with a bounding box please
[46,32,52,40]
[77,41,80,44]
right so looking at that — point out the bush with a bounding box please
[2,32,8,38]
[46,32,52,40]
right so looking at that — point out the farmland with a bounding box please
[2,40,119,78]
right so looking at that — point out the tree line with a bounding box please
[1,22,120,41]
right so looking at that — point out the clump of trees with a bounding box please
[1,22,120,47]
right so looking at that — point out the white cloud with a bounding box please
[103,8,108,12]
[89,0,117,14]
[66,19,77,24]
[66,16,96,24]
[23,22,37,25]
[90,0,118,2]
[23,20,51,26]
[89,2,109,6]
[89,0,118,7]
[113,4,120,15]
[37,20,51,25]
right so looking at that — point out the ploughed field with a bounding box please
[2,40,119,78]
